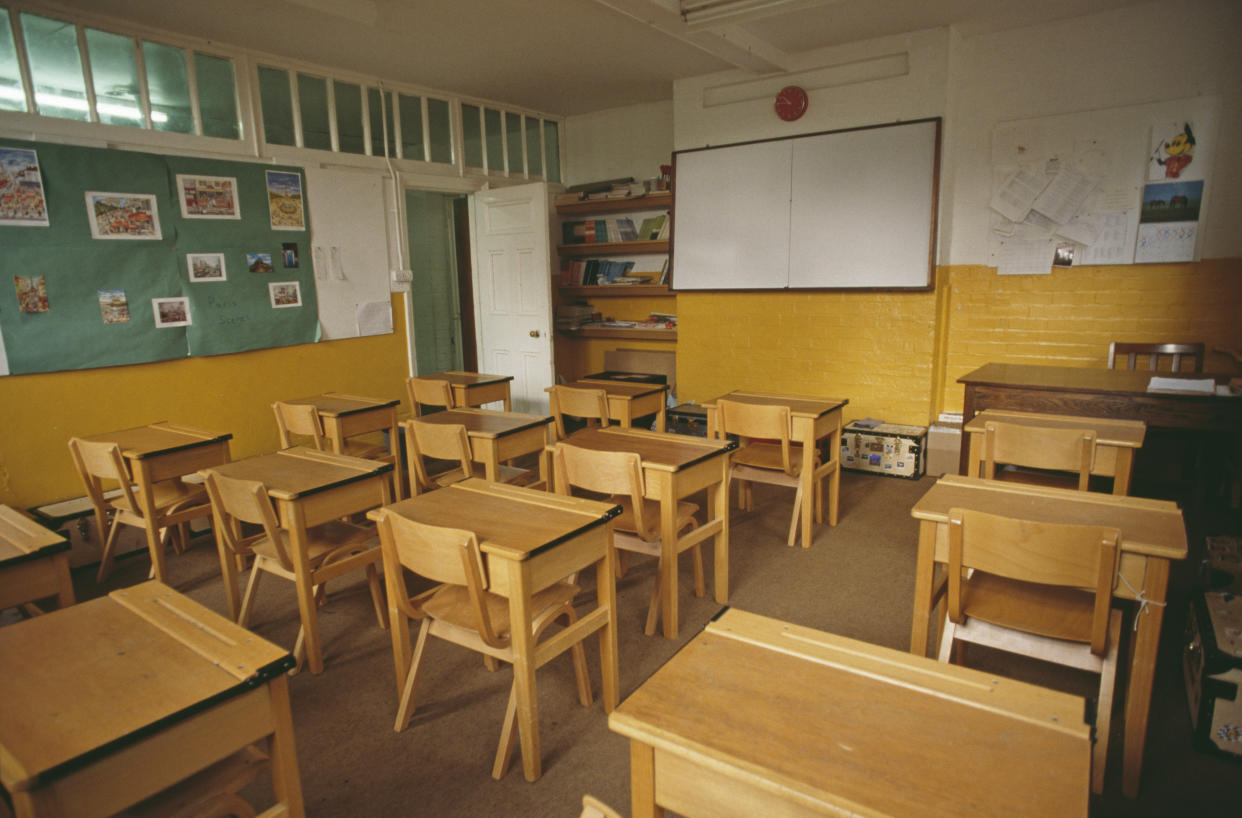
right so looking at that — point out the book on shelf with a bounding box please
[637,214,667,241]
[567,177,633,194]
[656,257,670,285]
[562,217,640,244]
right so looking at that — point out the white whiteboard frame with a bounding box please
[672,118,940,291]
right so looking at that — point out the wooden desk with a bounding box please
[556,426,735,638]
[0,581,303,818]
[610,608,1090,818]
[432,370,513,410]
[281,392,404,499]
[964,408,1147,495]
[78,422,232,582]
[564,379,669,432]
[909,474,1187,798]
[407,408,553,486]
[369,479,619,782]
[957,363,1240,475]
[0,505,73,614]
[703,390,849,548]
[202,447,391,675]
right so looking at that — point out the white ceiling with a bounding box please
[40,0,1153,116]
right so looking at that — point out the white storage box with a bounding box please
[841,422,926,479]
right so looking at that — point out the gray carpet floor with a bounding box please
[8,468,1238,817]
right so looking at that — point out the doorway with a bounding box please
[404,189,476,373]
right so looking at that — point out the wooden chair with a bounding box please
[372,510,593,779]
[579,795,623,818]
[552,442,702,636]
[403,419,532,495]
[1108,341,1204,373]
[983,420,1098,491]
[67,437,211,582]
[550,384,611,439]
[202,470,387,671]
[406,376,455,416]
[272,400,400,497]
[717,398,818,547]
[937,507,1122,794]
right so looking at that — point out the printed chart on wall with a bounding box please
[987,96,1216,274]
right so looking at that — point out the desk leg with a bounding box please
[958,388,978,475]
[503,559,542,781]
[799,428,815,549]
[289,506,324,675]
[267,673,306,818]
[909,519,937,656]
[629,740,662,818]
[216,511,243,622]
[1114,449,1135,496]
[712,463,729,605]
[480,441,500,482]
[655,404,667,433]
[660,479,680,639]
[826,420,842,527]
[52,552,75,609]
[1122,557,1170,798]
[134,461,169,582]
[596,532,620,711]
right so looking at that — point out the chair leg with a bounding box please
[238,566,263,627]
[1091,616,1122,795]
[366,563,388,630]
[643,572,662,637]
[492,683,520,780]
[690,544,705,598]
[786,484,804,547]
[937,618,956,663]
[290,626,307,675]
[616,549,629,579]
[394,619,432,732]
[95,520,123,583]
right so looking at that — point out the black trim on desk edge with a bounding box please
[525,503,622,559]
[131,433,234,459]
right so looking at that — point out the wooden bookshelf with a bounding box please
[558,326,677,341]
[559,284,671,298]
[558,239,669,258]
[556,191,672,215]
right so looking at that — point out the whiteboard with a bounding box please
[673,119,939,290]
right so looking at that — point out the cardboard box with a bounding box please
[925,421,963,476]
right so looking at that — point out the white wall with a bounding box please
[666,0,1242,266]
[564,100,674,187]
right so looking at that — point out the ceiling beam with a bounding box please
[594,0,794,73]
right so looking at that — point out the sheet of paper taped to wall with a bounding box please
[356,300,393,336]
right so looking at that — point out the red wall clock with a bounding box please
[774,85,808,122]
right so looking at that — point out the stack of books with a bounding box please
[636,213,669,241]
[562,217,638,244]
[555,304,595,331]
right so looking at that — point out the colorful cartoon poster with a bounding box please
[0,147,49,226]
[14,275,49,313]
[176,174,240,219]
[85,191,162,240]
[1148,121,1199,181]
[265,170,305,231]
[98,289,130,324]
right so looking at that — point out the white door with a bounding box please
[469,182,554,413]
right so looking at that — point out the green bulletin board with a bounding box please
[0,140,318,375]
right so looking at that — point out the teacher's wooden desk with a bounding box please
[202,446,391,674]
[563,379,669,432]
[610,608,1090,818]
[957,363,1240,475]
[555,426,735,638]
[281,392,404,498]
[703,390,848,547]
[964,408,1147,494]
[0,505,73,614]
[431,370,514,410]
[407,408,553,487]
[370,479,620,782]
[0,581,303,818]
[909,474,1187,798]
[77,422,232,583]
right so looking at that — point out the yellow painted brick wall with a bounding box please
[939,259,1242,412]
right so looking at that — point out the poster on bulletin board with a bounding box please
[987,96,1216,275]
[0,140,319,375]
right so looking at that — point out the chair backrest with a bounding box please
[202,470,293,568]
[716,399,794,474]
[1108,341,1204,373]
[272,401,326,449]
[406,377,455,416]
[983,421,1097,490]
[550,385,610,438]
[68,437,140,511]
[552,443,648,537]
[947,507,1119,656]
[404,419,473,492]
[373,508,504,647]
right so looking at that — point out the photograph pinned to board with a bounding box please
[1148,122,1198,181]
[281,242,299,268]
[14,275,49,313]
[269,280,302,308]
[85,191,162,240]
[1135,179,1203,263]
[265,170,305,231]
[187,252,227,282]
[98,289,130,324]
[0,147,49,226]
[152,296,191,327]
[246,252,273,273]
[176,174,241,219]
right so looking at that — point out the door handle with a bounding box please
[529,330,541,338]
